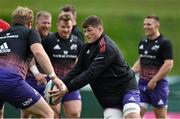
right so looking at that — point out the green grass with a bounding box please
[0,0,179,74]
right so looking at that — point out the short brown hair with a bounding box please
[82,15,103,28]
[145,15,160,22]
[57,14,72,23]
[11,6,34,26]
[60,5,76,17]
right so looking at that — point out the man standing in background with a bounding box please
[59,5,84,42]
[132,15,173,119]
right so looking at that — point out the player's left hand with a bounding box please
[35,73,47,85]
[147,79,157,90]
[49,84,68,98]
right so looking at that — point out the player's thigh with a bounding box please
[150,86,169,108]
[24,97,54,118]
[20,109,31,119]
[140,105,147,118]
[62,90,81,117]
[63,100,82,114]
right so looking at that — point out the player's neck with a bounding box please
[148,32,160,40]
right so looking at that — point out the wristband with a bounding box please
[30,65,40,76]
[49,72,56,80]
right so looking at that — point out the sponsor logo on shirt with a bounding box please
[0,42,11,53]
[53,44,61,50]
[0,33,19,40]
[94,56,104,60]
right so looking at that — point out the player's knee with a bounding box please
[103,108,123,119]
[123,103,140,118]
[20,110,31,118]
[44,108,54,118]
[64,110,81,118]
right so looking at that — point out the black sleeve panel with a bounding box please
[28,29,41,45]
[62,47,85,85]
[161,40,173,60]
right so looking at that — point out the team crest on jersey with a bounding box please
[151,45,160,51]
[70,44,77,50]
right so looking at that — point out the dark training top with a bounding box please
[0,24,41,79]
[63,33,138,108]
[72,25,84,42]
[26,32,53,78]
[138,34,173,81]
[42,32,83,78]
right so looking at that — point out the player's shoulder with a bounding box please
[70,34,83,44]
[99,34,118,53]
[158,35,172,45]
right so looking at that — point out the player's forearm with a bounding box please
[66,71,91,92]
[31,43,55,76]
[152,59,173,82]
[132,59,140,73]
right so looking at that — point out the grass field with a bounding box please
[0,0,179,74]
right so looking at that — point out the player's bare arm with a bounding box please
[148,59,173,90]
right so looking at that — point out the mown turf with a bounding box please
[0,0,179,74]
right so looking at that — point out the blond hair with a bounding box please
[35,10,52,23]
[12,6,34,26]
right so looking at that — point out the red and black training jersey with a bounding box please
[42,32,83,78]
[62,33,138,108]
[0,24,41,79]
[138,34,173,81]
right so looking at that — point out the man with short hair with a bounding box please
[21,10,53,118]
[132,15,173,118]
[0,6,65,118]
[59,5,84,42]
[43,14,83,118]
[35,10,52,39]
[51,15,141,119]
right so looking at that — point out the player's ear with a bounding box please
[27,22,32,28]
[98,25,103,32]
[156,22,160,28]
